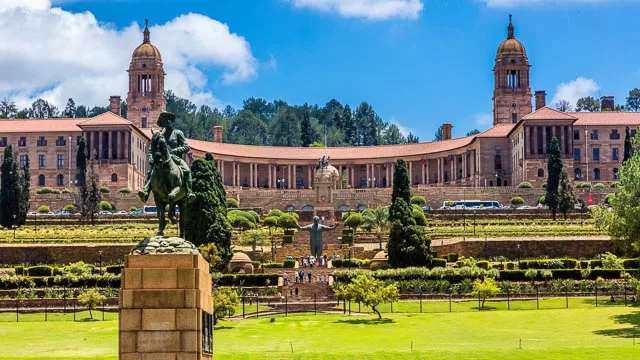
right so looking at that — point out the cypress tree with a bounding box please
[0,145,21,228]
[558,171,577,220]
[300,111,314,147]
[186,153,232,271]
[87,162,101,225]
[387,159,431,268]
[17,154,30,226]
[77,138,90,221]
[623,126,633,163]
[342,105,357,145]
[546,137,563,221]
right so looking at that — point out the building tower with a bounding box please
[492,15,532,125]
[126,20,166,128]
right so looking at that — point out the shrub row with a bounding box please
[519,258,578,270]
[0,274,120,289]
[212,274,279,287]
[331,259,371,268]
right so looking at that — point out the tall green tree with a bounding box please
[228,110,268,145]
[624,126,633,163]
[86,162,101,225]
[433,127,443,141]
[0,145,21,228]
[545,137,563,220]
[62,98,77,118]
[466,129,481,136]
[75,105,88,118]
[0,98,18,118]
[406,133,419,143]
[387,159,431,268]
[575,96,600,112]
[28,99,59,119]
[342,105,358,145]
[626,88,640,112]
[383,124,406,145]
[186,154,232,271]
[18,154,30,227]
[558,171,577,220]
[555,100,572,112]
[270,107,301,147]
[77,138,90,221]
[300,110,316,147]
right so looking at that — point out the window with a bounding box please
[56,136,66,146]
[18,137,26,146]
[593,168,600,180]
[511,113,518,123]
[19,155,26,168]
[38,155,45,168]
[296,177,303,189]
[0,137,6,147]
[494,155,502,170]
[111,173,118,182]
[495,146,501,151]
[573,130,580,140]
[537,169,544,177]
[574,168,582,180]
[57,174,64,186]
[141,117,147,128]
[573,148,580,161]
[612,148,619,161]
[506,70,518,88]
[38,174,45,186]
[611,129,620,140]
[296,167,302,173]
[360,177,367,188]
[591,130,599,140]
[38,136,46,146]
[75,174,82,186]
[361,165,367,172]
[613,168,619,180]
[592,148,599,161]
[57,154,64,169]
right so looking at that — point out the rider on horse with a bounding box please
[138,111,196,202]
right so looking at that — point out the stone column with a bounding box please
[249,163,254,188]
[106,131,113,160]
[426,160,430,185]
[390,163,394,187]
[421,162,425,185]
[408,161,413,187]
[97,131,103,160]
[232,162,237,186]
[308,166,312,189]
[542,127,547,154]
[350,165,354,188]
[268,164,272,189]
[119,253,214,360]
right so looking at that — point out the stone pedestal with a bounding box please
[119,253,213,360]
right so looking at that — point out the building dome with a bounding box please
[315,164,340,183]
[496,15,526,57]
[230,252,252,263]
[131,20,162,62]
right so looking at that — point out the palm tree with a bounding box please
[363,206,389,250]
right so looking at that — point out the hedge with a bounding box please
[263,262,284,269]
[27,265,53,277]
[492,263,505,270]
[332,259,362,268]
[0,274,121,289]
[283,260,296,268]
[517,182,533,189]
[623,258,640,269]
[37,205,51,214]
[282,235,294,244]
[447,253,458,262]
[519,259,577,270]
[99,186,111,193]
[213,274,278,287]
[36,187,60,194]
[119,188,132,193]
[106,265,124,275]
[576,182,591,189]
[431,258,447,268]
[590,260,603,268]
[476,261,489,269]
[226,198,239,208]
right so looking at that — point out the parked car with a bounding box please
[115,211,128,215]
[99,211,112,215]
[55,211,72,216]
[27,211,38,216]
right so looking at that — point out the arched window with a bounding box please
[296,177,304,189]
[38,174,45,186]
[574,168,582,180]
[302,205,314,212]
[613,168,619,180]
[593,168,600,180]
[356,204,367,212]
[494,155,502,170]
[111,173,118,182]
[338,205,350,212]
[57,174,64,186]
[285,205,296,212]
[537,169,544,177]
[360,177,367,188]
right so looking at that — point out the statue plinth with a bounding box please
[314,164,339,207]
[119,245,213,360]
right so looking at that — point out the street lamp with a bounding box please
[12,214,17,240]
[98,250,103,274]
[516,243,521,263]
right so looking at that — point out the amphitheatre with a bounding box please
[0,11,639,360]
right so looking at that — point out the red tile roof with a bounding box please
[0,118,84,133]
[571,112,640,126]
[476,124,516,138]
[521,106,577,120]
[77,112,132,126]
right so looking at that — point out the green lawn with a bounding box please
[1,306,639,359]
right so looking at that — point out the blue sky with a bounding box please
[4,0,640,141]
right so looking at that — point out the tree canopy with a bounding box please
[546,137,563,220]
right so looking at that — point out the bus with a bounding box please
[143,205,157,214]
[441,200,503,210]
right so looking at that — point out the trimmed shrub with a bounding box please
[550,269,582,279]
[588,269,623,280]
[283,260,296,268]
[610,182,619,188]
[99,201,112,211]
[539,195,546,205]
[27,265,53,277]
[622,258,640,269]
[498,270,527,282]
[277,214,298,229]
[590,260,603,269]
[580,260,589,269]
[510,196,525,206]
[129,206,137,212]
[411,205,427,226]
[213,274,279,287]
[492,263,505,270]
[430,258,447,268]
[476,261,490,270]
[62,204,76,213]
[604,193,615,206]
[263,216,278,229]
[119,188,131,193]
[267,209,283,217]
[36,187,59,194]
[61,188,76,194]
[37,205,51,214]
[282,235,294,244]
[519,259,576,270]
[410,196,426,207]
[14,266,24,275]
[447,253,459,263]
[226,198,239,208]
[444,200,454,207]
[517,182,533,189]
[263,262,284,268]
[506,262,515,270]
[99,186,110,193]
[247,210,261,223]
[106,265,124,275]
[541,182,547,189]
[593,183,605,189]
[576,182,591,189]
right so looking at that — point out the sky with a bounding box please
[3,0,640,141]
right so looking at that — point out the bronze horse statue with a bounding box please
[149,130,187,237]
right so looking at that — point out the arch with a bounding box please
[537,168,544,177]
[56,174,64,186]
[494,155,502,170]
[337,205,350,212]
[285,205,296,212]
[593,168,600,180]
[574,168,582,180]
[111,173,118,182]
[38,174,45,186]
[613,168,619,180]
[356,204,367,212]
[296,177,304,189]
[302,205,314,212]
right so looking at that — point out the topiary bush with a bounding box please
[476,260,490,270]
[99,201,112,211]
[119,188,131,193]
[283,260,296,268]
[541,182,547,189]
[129,206,137,212]
[277,213,298,229]
[576,182,591,189]
[593,183,605,189]
[411,205,427,226]
[447,253,458,262]
[517,182,533,189]
[27,265,53,277]
[62,204,76,213]
[410,196,426,207]
[604,193,615,205]
[226,198,239,208]
[37,205,51,214]
[510,196,525,206]
[99,186,111,193]
[61,188,76,194]
[267,209,283,217]
[610,182,619,188]
[430,258,447,268]
[539,195,546,205]
[36,187,59,194]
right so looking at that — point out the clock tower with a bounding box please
[126,20,166,128]
[492,15,532,125]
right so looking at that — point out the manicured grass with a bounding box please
[1,306,639,359]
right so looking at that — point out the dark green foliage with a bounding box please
[517,182,533,189]
[212,274,279,287]
[410,196,426,206]
[622,258,640,269]
[300,110,316,147]
[519,259,577,269]
[277,214,298,229]
[266,209,283,217]
[186,154,232,271]
[447,253,459,262]
[546,137,563,220]
[506,262,515,270]
[27,265,53,277]
[18,154,30,226]
[86,162,101,225]
[226,198,239,208]
[558,171,577,220]
[430,258,447,268]
[106,265,124,275]
[590,260,603,268]
[283,260,296,268]
[14,266,24,275]
[624,126,633,163]
[99,186,110,193]
[476,261,489,270]
[387,159,431,268]
[0,145,22,228]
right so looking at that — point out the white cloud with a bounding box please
[483,0,624,7]
[473,112,493,127]
[550,77,600,108]
[0,2,257,110]
[289,0,424,20]
[389,116,414,137]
